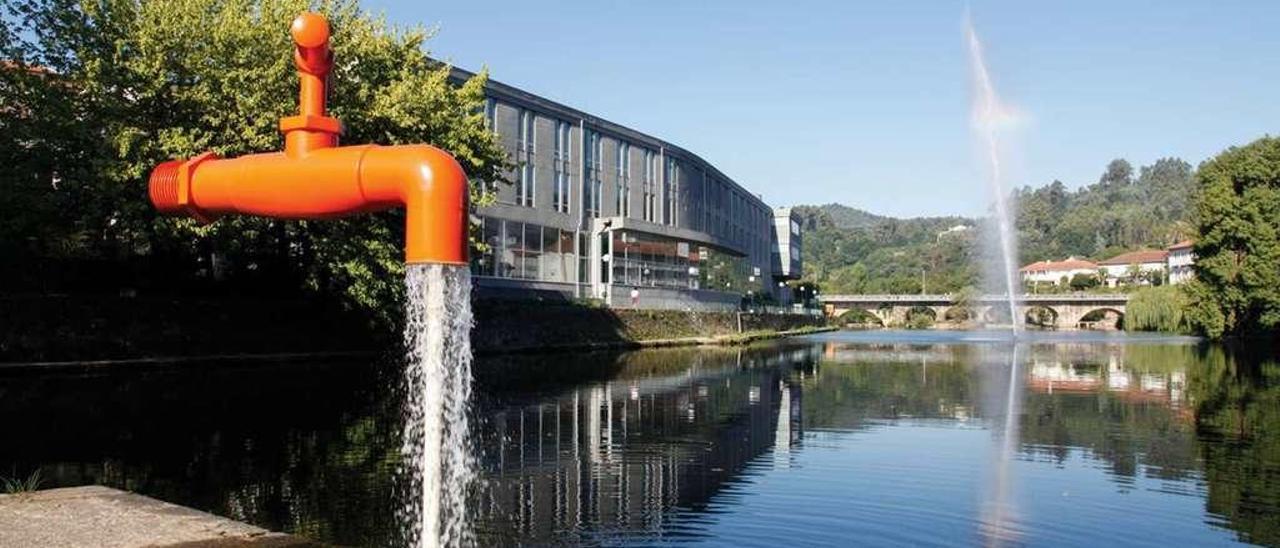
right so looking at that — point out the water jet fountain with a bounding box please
[147,12,474,547]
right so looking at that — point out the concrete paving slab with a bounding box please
[0,485,318,547]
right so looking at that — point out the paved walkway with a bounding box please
[0,486,315,547]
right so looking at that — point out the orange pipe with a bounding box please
[147,12,468,265]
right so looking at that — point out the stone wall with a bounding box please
[471,299,826,353]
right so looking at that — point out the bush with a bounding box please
[1069,273,1101,291]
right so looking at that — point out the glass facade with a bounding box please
[616,142,631,217]
[607,230,752,292]
[585,131,603,217]
[473,216,578,284]
[643,150,657,222]
[517,110,536,207]
[553,121,572,213]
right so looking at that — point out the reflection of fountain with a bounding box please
[981,346,1023,545]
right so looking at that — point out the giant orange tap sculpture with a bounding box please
[148,12,468,265]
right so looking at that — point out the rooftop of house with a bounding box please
[1019,257,1100,273]
[1098,249,1170,266]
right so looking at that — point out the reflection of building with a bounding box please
[474,345,812,544]
[1026,357,1188,410]
[454,67,794,310]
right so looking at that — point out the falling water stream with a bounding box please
[967,15,1026,546]
[400,264,476,548]
[965,17,1021,331]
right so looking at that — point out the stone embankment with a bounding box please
[0,486,312,547]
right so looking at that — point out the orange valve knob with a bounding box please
[290,12,330,49]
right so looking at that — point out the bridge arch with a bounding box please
[1024,305,1059,328]
[905,306,937,328]
[944,305,975,322]
[1073,307,1125,330]
[838,308,884,327]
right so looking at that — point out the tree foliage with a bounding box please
[0,0,506,324]
[1015,157,1195,263]
[1185,137,1280,338]
[1125,286,1189,333]
[797,156,1195,297]
[794,205,978,295]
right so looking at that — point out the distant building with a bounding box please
[1098,249,1169,287]
[1167,240,1195,285]
[1019,257,1099,285]
[450,66,792,310]
[771,207,802,304]
[936,224,972,240]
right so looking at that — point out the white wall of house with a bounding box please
[1168,248,1194,285]
[1101,261,1166,287]
[1022,267,1098,285]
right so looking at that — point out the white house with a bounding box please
[1098,249,1168,287]
[1167,240,1195,285]
[1020,257,1100,285]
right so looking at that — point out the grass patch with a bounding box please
[2,468,43,494]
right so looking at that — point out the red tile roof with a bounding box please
[1167,240,1194,251]
[1099,249,1168,266]
[1019,258,1099,273]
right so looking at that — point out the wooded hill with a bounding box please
[796,157,1196,295]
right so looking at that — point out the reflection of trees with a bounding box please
[799,349,980,428]
[0,359,405,545]
[1188,346,1280,547]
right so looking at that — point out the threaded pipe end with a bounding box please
[148,160,183,214]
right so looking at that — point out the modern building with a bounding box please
[1166,240,1195,285]
[771,207,802,304]
[454,67,787,311]
[1098,249,1168,286]
[1019,257,1099,286]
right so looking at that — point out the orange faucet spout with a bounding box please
[147,12,469,266]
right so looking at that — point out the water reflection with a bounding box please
[0,335,1277,546]
[470,344,818,545]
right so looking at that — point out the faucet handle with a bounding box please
[290,12,331,76]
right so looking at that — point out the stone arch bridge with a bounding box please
[819,294,1130,330]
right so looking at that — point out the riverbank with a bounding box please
[0,486,313,547]
[0,294,829,363]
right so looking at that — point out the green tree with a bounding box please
[1125,286,1188,333]
[0,0,506,324]
[1186,137,1280,338]
[1068,272,1099,291]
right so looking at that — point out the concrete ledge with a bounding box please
[0,486,316,547]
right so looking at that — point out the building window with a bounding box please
[585,130,603,217]
[642,150,657,222]
[553,121,572,213]
[517,109,536,207]
[484,98,496,133]
[616,141,631,217]
[663,157,678,226]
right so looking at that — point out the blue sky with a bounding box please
[365,0,1279,217]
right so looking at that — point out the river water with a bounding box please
[1,330,1278,546]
